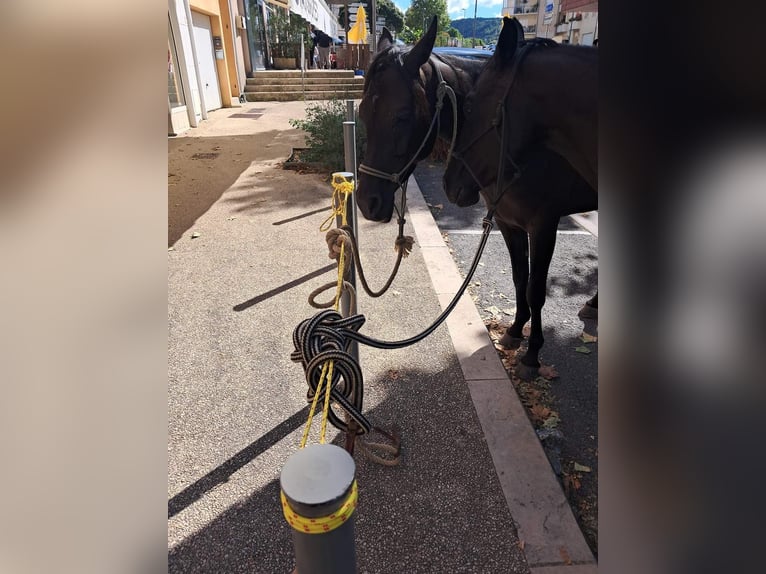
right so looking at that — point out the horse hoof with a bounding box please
[499,333,524,349]
[515,362,539,381]
[578,302,598,321]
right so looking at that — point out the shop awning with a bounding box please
[289,0,338,36]
[264,0,289,9]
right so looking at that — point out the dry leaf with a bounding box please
[433,203,444,209]
[191,232,201,239]
[517,540,526,551]
[530,404,551,422]
[542,415,560,429]
[574,462,592,473]
[538,365,559,380]
[559,547,572,565]
[581,332,598,343]
[574,345,592,354]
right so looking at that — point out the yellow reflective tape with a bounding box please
[281,480,358,534]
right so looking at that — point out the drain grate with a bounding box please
[230,113,263,119]
[191,152,220,160]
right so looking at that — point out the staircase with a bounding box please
[244,70,365,102]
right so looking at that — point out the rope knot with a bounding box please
[394,235,415,257]
[326,228,352,261]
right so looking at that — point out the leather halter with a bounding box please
[358,56,459,188]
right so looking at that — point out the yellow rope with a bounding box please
[300,173,355,448]
[281,480,358,534]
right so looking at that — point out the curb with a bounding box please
[405,175,597,573]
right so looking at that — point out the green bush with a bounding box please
[289,99,366,172]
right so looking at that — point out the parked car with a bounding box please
[432,47,493,60]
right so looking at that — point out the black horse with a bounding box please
[357,17,595,378]
[445,16,598,196]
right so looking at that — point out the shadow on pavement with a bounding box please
[168,365,530,574]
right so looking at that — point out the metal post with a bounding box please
[341,116,361,453]
[281,444,357,574]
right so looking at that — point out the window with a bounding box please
[168,17,185,108]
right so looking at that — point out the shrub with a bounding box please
[289,99,366,172]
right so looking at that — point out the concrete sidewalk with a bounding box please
[168,102,595,573]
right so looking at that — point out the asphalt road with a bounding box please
[413,161,599,554]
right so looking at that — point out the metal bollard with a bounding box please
[343,116,358,189]
[332,169,361,453]
[281,443,358,574]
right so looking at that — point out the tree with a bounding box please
[404,0,450,41]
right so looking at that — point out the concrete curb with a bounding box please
[405,175,597,572]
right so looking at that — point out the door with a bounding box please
[191,11,222,111]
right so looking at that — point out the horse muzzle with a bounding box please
[356,180,395,223]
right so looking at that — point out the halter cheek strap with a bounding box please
[449,40,555,215]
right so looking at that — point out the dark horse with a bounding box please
[445,16,597,191]
[357,17,595,378]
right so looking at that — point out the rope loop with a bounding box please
[291,311,372,436]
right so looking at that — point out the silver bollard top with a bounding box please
[281,444,355,510]
[332,171,354,179]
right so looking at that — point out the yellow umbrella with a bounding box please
[347,6,368,44]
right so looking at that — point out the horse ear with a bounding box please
[495,17,521,66]
[378,27,394,52]
[403,15,437,77]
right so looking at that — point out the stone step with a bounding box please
[245,82,363,93]
[246,76,364,87]
[248,70,357,80]
[244,90,364,102]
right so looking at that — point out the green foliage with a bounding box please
[450,17,502,43]
[288,100,367,171]
[267,8,311,58]
[404,0,451,40]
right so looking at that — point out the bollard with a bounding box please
[343,119,358,191]
[332,169,361,453]
[281,443,358,574]
[346,99,355,123]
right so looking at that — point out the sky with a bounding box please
[391,0,507,21]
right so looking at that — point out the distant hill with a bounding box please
[451,18,502,43]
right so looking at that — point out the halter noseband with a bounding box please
[358,56,459,188]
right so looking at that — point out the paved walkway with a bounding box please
[168,102,596,573]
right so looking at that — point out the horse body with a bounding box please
[357,17,596,377]
[444,17,598,198]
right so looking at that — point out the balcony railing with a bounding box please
[513,3,539,14]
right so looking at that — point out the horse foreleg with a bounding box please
[517,219,558,380]
[496,221,530,349]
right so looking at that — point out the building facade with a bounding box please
[500,0,597,44]
[169,0,339,136]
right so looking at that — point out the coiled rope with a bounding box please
[293,174,401,466]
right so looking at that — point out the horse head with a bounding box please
[443,17,524,205]
[356,17,439,222]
